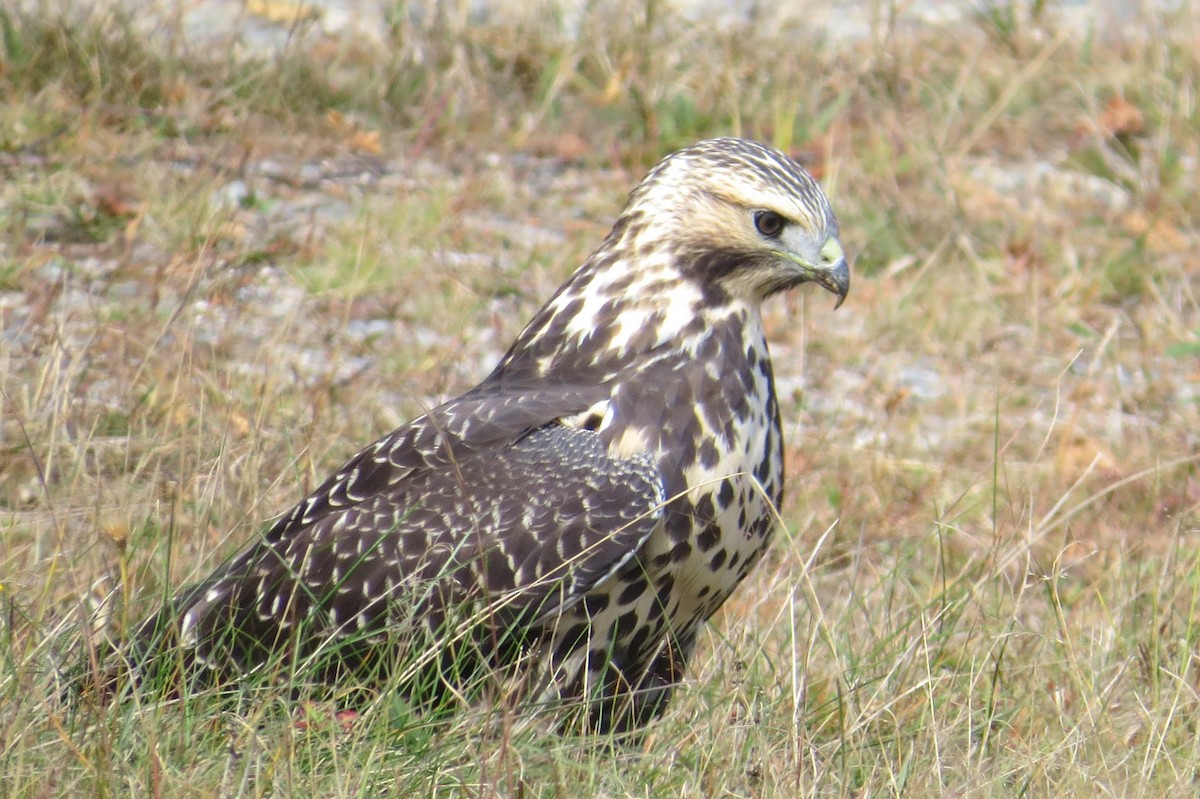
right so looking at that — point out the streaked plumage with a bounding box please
[99,138,849,733]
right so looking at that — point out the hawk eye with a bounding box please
[754,210,786,238]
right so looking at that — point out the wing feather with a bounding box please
[263,383,610,543]
[144,394,663,677]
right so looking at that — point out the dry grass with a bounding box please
[2,1,1199,795]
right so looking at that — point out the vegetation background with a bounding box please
[1,0,1198,795]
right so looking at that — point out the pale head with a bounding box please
[618,138,849,306]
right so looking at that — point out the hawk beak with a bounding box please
[813,238,850,309]
[817,258,850,309]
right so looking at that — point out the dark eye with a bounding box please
[754,210,786,238]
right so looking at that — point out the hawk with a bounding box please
[93,138,849,733]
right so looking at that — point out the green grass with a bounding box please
[2,1,1199,795]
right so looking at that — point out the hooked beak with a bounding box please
[816,257,850,309]
[808,237,850,309]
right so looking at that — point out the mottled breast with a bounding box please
[549,304,783,670]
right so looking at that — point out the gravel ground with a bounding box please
[19,0,1190,53]
[4,0,1197,531]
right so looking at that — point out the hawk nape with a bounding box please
[84,138,849,734]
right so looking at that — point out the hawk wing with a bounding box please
[136,384,665,673]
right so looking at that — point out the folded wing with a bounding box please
[126,386,664,681]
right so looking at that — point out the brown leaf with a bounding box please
[551,132,589,162]
[788,136,828,181]
[884,387,909,416]
[348,128,382,155]
[327,110,383,154]
[326,109,349,132]
[1055,434,1120,484]
[92,183,140,218]
[1121,210,1188,255]
[1098,96,1145,138]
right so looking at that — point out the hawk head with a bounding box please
[498,138,849,378]
[616,137,849,307]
